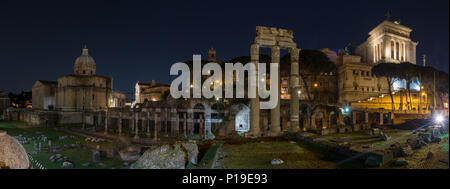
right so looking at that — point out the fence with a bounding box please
[27,154,46,169]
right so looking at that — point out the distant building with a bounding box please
[0,91,10,118]
[135,80,170,103]
[32,45,125,111]
[32,80,57,110]
[355,18,418,64]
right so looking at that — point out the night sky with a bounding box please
[0,0,448,97]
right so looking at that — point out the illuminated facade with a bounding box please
[32,45,125,111]
[355,19,418,64]
[135,80,170,103]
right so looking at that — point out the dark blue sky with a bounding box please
[0,0,448,97]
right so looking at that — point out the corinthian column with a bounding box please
[249,44,260,137]
[104,110,109,135]
[270,46,281,135]
[118,112,122,136]
[290,47,300,133]
[153,113,158,141]
[146,111,151,137]
[134,112,139,139]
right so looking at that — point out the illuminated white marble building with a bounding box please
[355,18,418,64]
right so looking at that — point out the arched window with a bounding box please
[396,42,400,60]
[391,41,394,59]
[377,44,381,60]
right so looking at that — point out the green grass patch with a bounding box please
[0,120,124,169]
[220,138,362,169]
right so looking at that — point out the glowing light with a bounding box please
[435,114,444,123]
[190,84,193,88]
[421,92,426,96]
[313,83,318,87]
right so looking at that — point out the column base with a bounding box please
[267,131,281,137]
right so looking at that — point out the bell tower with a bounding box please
[207,47,217,62]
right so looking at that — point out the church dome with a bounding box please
[0,130,30,169]
[74,44,96,75]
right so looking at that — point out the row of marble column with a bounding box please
[249,44,300,137]
[95,109,212,141]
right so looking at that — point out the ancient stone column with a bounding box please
[249,44,260,137]
[352,111,357,125]
[311,114,316,129]
[269,46,281,136]
[118,112,122,136]
[205,112,212,138]
[97,111,102,127]
[146,112,151,137]
[183,113,187,138]
[82,110,86,130]
[189,111,194,135]
[364,112,369,123]
[134,112,139,139]
[131,112,135,132]
[104,110,108,135]
[290,47,300,133]
[153,113,158,141]
[198,114,204,140]
[164,108,168,136]
[379,112,384,125]
[172,109,178,136]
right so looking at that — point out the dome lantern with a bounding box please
[74,44,96,75]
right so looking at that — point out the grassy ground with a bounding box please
[0,120,124,169]
[219,137,365,169]
[313,129,414,152]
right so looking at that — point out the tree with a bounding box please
[281,49,337,129]
[419,66,449,110]
[396,62,421,110]
[372,63,401,117]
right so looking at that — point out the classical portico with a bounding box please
[249,26,300,137]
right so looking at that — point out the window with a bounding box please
[83,70,85,74]
[93,95,95,100]
[366,71,369,76]
[361,88,364,91]
[396,42,400,60]
[391,41,394,59]
[354,86,358,90]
